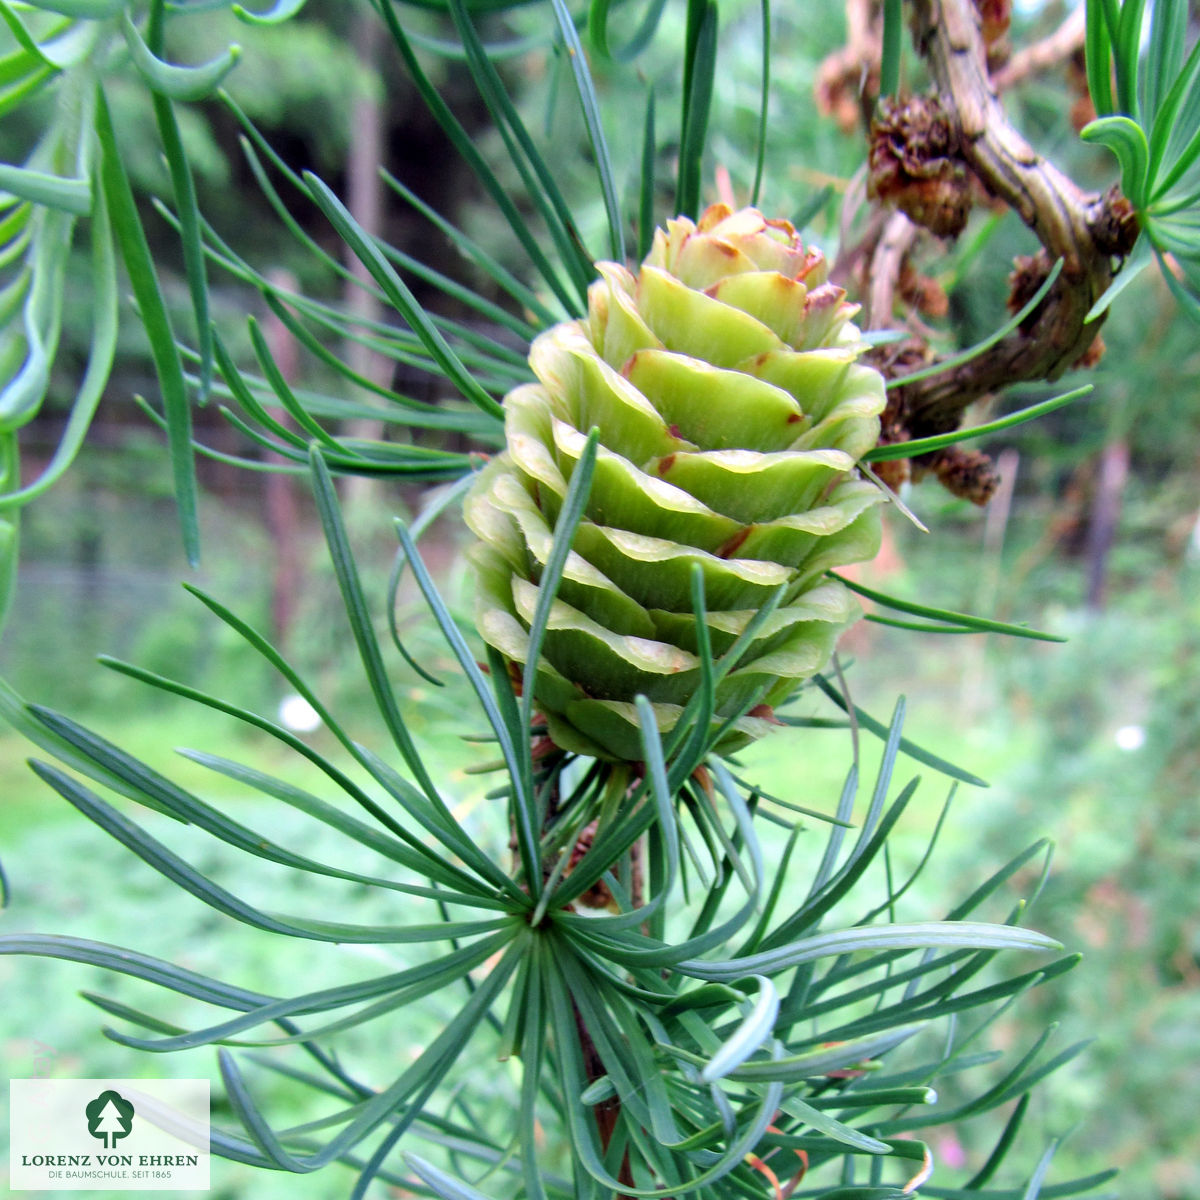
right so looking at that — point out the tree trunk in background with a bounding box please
[341,9,390,513]
[1086,439,1129,611]
[961,447,1018,719]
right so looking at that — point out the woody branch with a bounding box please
[872,0,1137,440]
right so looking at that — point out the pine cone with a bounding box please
[465,205,886,761]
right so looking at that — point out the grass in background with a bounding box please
[3,469,1199,1197]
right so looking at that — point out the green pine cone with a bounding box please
[465,204,886,761]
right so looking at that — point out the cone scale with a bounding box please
[466,205,886,761]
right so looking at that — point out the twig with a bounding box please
[887,0,1136,437]
[992,6,1086,92]
[865,209,921,329]
[815,0,883,132]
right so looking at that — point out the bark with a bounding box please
[1085,438,1130,610]
[342,10,391,511]
[879,0,1138,438]
[991,6,1086,92]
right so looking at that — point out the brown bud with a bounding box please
[922,446,1001,506]
[816,58,880,134]
[1090,186,1141,257]
[1073,332,1106,369]
[869,97,973,238]
[870,416,913,491]
[899,260,950,318]
[1007,250,1055,329]
[975,0,1011,49]
[567,821,617,911]
[873,456,912,491]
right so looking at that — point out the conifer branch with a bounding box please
[876,0,1138,442]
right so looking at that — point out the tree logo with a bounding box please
[85,1089,135,1149]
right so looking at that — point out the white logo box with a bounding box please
[9,1079,210,1192]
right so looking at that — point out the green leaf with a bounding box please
[0,933,271,1010]
[1114,0,1148,117]
[386,473,477,688]
[772,778,920,947]
[378,166,555,327]
[521,428,598,750]
[368,4,582,316]
[880,0,902,99]
[34,20,98,71]
[248,319,346,453]
[2,510,21,630]
[778,1093,890,1153]
[966,1094,1031,1188]
[391,518,538,895]
[588,0,669,62]
[515,951,548,1200]
[0,163,89,213]
[697,975,778,1082]
[29,759,509,945]
[17,0,121,17]
[558,951,680,1144]
[1086,232,1152,320]
[95,86,199,565]
[0,45,41,89]
[797,1190,905,1199]
[108,931,515,1052]
[404,1154,499,1200]
[232,0,308,22]
[809,674,989,785]
[31,704,504,909]
[121,13,241,102]
[1084,0,1114,115]
[1155,243,1200,319]
[1147,117,1200,205]
[0,257,53,429]
[921,1175,1118,1198]
[670,569,715,781]
[632,696,681,926]
[229,120,543,348]
[1137,0,1185,120]
[831,574,1067,642]
[1144,0,1195,172]
[1081,115,1150,206]
[216,933,524,1171]
[0,68,56,121]
[303,173,504,420]
[443,0,594,301]
[673,920,1061,982]
[0,4,49,60]
[0,681,177,820]
[150,92,212,401]
[675,0,716,218]
[543,944,785,1197]
[637,84,657,260]
[879,1027,1092,1134]
[177,748,500,895]
[99,649,488,887]
[0,173,116,508]
[808,1086,937,1109]
[750,0,770,205]
[549,0,624,262]
[889,260,1064,390]
[864,386,1092,461]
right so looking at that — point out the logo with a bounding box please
[9,1078,210,1191]
[85,1089,135,1149]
